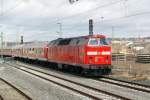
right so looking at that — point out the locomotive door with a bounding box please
[44,47,48,59]
[75,47,79,63]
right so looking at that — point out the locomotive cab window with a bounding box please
[88,38,99,46]
[88,38,108,46]
[100,38,108,45]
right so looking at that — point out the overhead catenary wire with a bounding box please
[58,0,125,21]
[56,9,150,31]
[0,0,23,16]
[23,9,150,39]
[95,11,150,23]
[27,0,125,28]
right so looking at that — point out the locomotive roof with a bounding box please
[48,34,106,45]
[66,34,105,39]
[51,34,106,41]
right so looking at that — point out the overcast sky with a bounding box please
[0,0,150,42]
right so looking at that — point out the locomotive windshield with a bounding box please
[88,38,108,46]
[100,38,108,45]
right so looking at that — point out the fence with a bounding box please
[112,53,135,62]
[112,53,126,61]
[136,54,150,63]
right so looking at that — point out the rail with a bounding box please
[93,76,150,93]
[0,78,32,100]
[6,62,131,100]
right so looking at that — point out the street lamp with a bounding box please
[100,16,104,32]
[57,23,62,38]
[100,17,114,41]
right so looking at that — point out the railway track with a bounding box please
[93,76,150,93]
[0,78,32,100]
[6,62,130,100]
[103,76,150,88]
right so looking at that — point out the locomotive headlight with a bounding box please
[101,51,110,55]
[89,57,93,64]
[95,57,99,62]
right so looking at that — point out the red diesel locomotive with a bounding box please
[48,34,111,75]
[0,34,112,76]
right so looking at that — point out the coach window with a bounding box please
[37,49,39,54]
[35,48,37,54]
[40,49,43,54]
[37,49,40,54]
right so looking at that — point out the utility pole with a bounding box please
[57,23,62,38]
[21,35,23,44]
[89,19,93,35]
[111,26,114,41]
